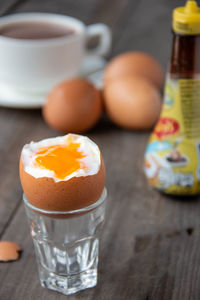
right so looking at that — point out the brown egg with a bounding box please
[20,158,105,212]
[104,76,162,130]
[104,51,164,90]
[19,134,106,212]
[43,78,103,133]
[0,241,21,262]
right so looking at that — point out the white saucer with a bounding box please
[0,56,105,109]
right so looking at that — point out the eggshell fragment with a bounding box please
[104,51,164,90]
[43,78,103,134]
[104,76,162,130]
[0,241,21,262]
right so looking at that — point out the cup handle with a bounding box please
[85,24,111,57]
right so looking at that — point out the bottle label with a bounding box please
[144,75,200,195]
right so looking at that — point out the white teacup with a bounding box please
[0,13,111,107]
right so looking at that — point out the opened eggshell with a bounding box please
[19,157,105,212]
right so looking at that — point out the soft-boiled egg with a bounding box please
[19,134,105,211]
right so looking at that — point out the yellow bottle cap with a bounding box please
[173,0,200,34]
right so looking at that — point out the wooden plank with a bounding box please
[0,0,25,16]
[1,0,109,23]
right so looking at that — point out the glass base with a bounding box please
[40,268,97,295]
[23,189,107,296]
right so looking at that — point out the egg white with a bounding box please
[21,134,101,182]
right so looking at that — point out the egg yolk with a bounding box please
[34,142,86,179]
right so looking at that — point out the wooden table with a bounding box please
[0,0,199,299]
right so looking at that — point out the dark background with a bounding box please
[1,0,186,66]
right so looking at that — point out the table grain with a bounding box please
[0,0,199,299]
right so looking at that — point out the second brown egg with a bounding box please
[104,76,162,130]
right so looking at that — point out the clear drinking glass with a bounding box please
[23,188,107,296]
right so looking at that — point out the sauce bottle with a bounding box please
[144,0,200,195]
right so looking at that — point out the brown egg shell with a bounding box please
[104,51,164,90]
[20,156,105,212]
[104,76,162,130]
[0,241,22,262]
[43,78,103,134]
